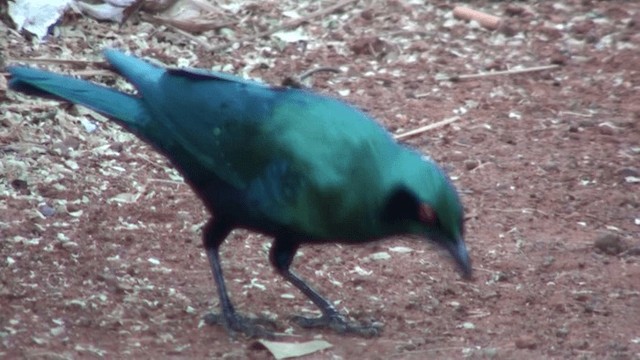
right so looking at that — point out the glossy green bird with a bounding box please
[8,49,471,338]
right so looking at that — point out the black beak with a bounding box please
[445,238,472,279]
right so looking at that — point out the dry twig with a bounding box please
[9,58,106,67]
[437,65,560,82]
[282,67,342,88]
[299,67,342,81]
[394,116,461,140]
[453,6,501,30]
[146,14,237,34]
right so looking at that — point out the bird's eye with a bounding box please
[418,203,438,225]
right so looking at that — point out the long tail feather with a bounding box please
[7,49,166,128]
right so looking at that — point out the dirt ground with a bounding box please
[1,0,639,359]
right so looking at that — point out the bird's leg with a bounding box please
[270,239,381,337]
[202,218,275,338]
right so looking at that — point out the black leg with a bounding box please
[202,218,275,338]
[270,238,381,337]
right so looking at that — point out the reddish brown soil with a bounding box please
[1,1,639,359]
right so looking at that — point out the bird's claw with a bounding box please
[291,314,382,337]
[204,312,277,339]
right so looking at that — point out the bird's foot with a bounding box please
[204,312,278,339]
[291,313,382,337]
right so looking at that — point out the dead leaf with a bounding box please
[257,339,333,360]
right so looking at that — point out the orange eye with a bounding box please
[418,204,437,225]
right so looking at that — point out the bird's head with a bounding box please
[382,151,472,279]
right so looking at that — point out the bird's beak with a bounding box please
[444,238,472,279]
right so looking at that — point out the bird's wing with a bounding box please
[166,67,268,87]
[253,93,398,237]
[131,67,279,188]
[135,68,397,235]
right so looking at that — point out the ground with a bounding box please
[1,0,639,359]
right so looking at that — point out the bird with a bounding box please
[8,49,472,338]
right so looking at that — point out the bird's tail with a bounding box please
[7,50,162,128]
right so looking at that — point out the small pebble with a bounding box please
[50,326,65,337]
[38,203,56,217]
[0,118,12,127]
[515,335,538,349]
[492,271,510,282]
[464,159,479,171]
[598,124,616,135]
[448,152,466,162]
[461,322,475,329]
[32,337,48,345]
[480,290,500,300]
[556,327,569,338]
[594,233,626,255]
[370,252,391,261]
[570,340,590,350]
[505,4,526,16]
[573,291,590,302]
[542,255,555,267]
[541,161,560,172]
[62,241,79,249]
[617,167,640,178]
[482,347,498,358]
[623,246,640,256]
